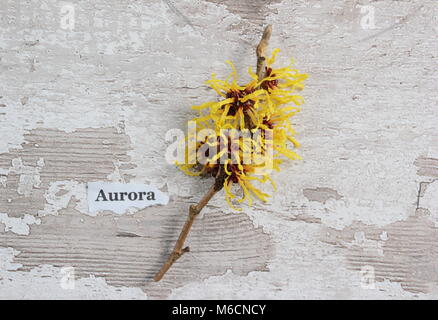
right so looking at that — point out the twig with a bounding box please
[153,26,273,281]
[153,169,225,282]
[256,25,272,81]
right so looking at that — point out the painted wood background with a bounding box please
[0,0,437,299]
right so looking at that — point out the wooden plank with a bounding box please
[0,0,437,299]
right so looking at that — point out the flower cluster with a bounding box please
[179,49,307,210]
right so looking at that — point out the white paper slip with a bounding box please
[87,182,169,214]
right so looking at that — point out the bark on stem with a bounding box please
[153,171,224,282]
[256,25,272,81]
[154,26,272,282]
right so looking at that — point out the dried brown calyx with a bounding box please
[224,87,256,116]
[261,67,278,91]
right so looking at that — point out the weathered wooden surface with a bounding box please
[0,0,437,299]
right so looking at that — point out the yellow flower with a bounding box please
[260,105,302,162]
[179,49,307,210]
[223,162,276,211]
[193,49,307,130]
[192,61,265,130]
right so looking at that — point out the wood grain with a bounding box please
[0,0,437,299]
[0,198,273,299]
[0,128,132,218]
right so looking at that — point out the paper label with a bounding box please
[87,182,169,214]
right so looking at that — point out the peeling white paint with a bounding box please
[352,231,385,256]
[304,197,411,229]
[259,0,438,229]
[2,157,45,197]
[0,176,6,187]
[166,205,436,299]
[0,0,437,299]
[39,180,89,216]
[0,213,41,235]
[422,180,438,226]
[169,269,426,299]
[0,248,148,299]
